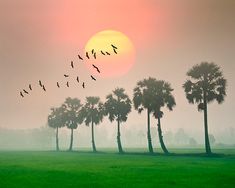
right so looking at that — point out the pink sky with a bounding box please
[0,0,234,143]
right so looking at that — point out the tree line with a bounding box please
[48,62,227,155]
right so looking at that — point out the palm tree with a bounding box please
[63,97,83,151]
[47,106,66,151]
[183,62,227,154]
[152,80,176,154]
[79,96,104,152]
[133,77,157,153]
[104,88,132,153]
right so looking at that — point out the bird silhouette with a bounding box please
[91,49,94,54]
[76,76,79,83]
[101,50,106,55]
[111,44,118,49]
[86,52,89,59]
[66,81,69,87]
[71,61,74,68]
[113,48,117,54]
[92,64,100,73]
[82,82,85,88]
[91,75,96,81]
[78,54,83,60]
[23,89,29,94]
[39,80,43,87]
[94,52,96,59]
[20,92,24,98]
[106,52,110,55]
[29,84,32,91]
[64,74,69,78]
[42,85,46,91]
[57,82,60,88]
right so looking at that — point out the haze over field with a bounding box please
[0,0,235,148]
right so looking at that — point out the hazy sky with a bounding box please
[0,0,234,141]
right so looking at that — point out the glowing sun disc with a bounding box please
[85,30,135,77]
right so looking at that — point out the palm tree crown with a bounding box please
[183,62,226,110]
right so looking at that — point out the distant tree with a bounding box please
[174,128,189,145]
[79,97,104,152]
[104,88,132,153]
[152,80,176,154]
[63,97,83,151]
[189,137,197,147]
[47,106,66,151]
[209,134,216,145]
[183,62,227,154]
[133,77,156,153]
[164,131,174,145]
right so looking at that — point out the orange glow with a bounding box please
[84,30,135,77]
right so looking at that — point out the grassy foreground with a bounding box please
[0,149,234,188]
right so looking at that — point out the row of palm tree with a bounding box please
[48,62,227,155]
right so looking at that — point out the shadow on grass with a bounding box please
[52,150,233,158]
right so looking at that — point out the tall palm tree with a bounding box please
[183,62,227,154]
[133,77,158,153]
[47,106,66,151]
[104,88,132,153]
[79,96,104,152]
[152,80,176,154]
[63,97,83,151]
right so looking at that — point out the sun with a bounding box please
[84,30,135,77]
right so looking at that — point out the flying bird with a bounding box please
[66,81,69,87]
[106,52,110,55]
[57,82,60,88]
[82,82,85,88]
[93,52,96,59]
[20,92,24,98]
[29,84,32,91]
[113,48,117,54]
[78,54,83,60]
[101,50,106,55]
[42,85,46,91]
[91,49,94,54]
[64,74,69,78]
[92,64,100,73]
[39,80,43,87]
[76,76,79,83]
[71,61,74,68]
[90,75,96,81]
[86,52,89,59]
[111,44,118,49]
[23,89,29,94]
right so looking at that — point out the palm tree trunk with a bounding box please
[157,117,169,154]
[203,91,211,154]
[91,121,97,152]
[69,128,74,151]
[117,119,124,153]
[147,109,154,153]
[56,127,59,151]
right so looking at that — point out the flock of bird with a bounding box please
[19,44,118,98]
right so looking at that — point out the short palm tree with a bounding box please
[47,105,66,151]
[79,96,104,152]
[152,80,176,154]
[183,62,227,154]
[133,77,157,153]
[104,88,132,153]
[63,97,83,151]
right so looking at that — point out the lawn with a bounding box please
[0,149,234,188]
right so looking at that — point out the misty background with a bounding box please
[0,0,235,150]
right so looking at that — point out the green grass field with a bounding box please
[0,149,235,188]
